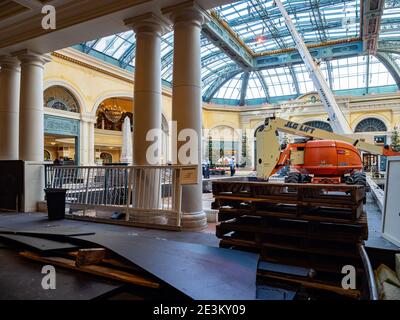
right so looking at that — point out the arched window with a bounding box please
[304,120,333,132]
[100,152,113,164]
[44,86,80,113]
[44,150,51,161]
[355,118,387,132]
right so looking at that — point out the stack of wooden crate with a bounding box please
[212,180,368,299]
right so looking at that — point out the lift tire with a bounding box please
[301,174,312,183]
[352,172,367,187]
[285,172,302,184]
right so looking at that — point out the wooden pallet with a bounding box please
[216,213,368,242]
[212,181,365,220]
[212,180,368,299]
[219,234,360,258]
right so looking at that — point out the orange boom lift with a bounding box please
[256,117,400,185]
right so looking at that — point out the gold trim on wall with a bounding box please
[51,51,173,98]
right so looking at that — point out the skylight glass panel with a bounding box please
[92,35,116,52]
[104,37,125,56]
[330,56,366,90]
[292,64,316,93]
[112,41,133,59]
[213,74,242,100]
[368,55,396,87]
[77,0,399,106]
[246,73,266,99]
[215,0,360,53]
[261,67,296,96]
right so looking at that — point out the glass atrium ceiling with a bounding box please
[75,0,400,106]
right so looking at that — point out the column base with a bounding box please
[181,211,207,231]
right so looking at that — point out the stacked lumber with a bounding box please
[20,248,160,289]
[212,180,368,299]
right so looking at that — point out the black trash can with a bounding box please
[45,188,67,220]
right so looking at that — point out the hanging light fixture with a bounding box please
[104,98,123,123]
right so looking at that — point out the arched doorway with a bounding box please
[355,117,388,172]
[44,150,51,161]
[44,86,80,164]
[208,125,239,165]
[100,152,113,164]
[95,97,133,164]
[96,98,133,131]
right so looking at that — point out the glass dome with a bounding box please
[73,0,400,106]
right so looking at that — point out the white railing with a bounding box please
[44,164,198,227]
[366,175,385,212]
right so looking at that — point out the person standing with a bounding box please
[229,157,235,176]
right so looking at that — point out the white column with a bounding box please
[237,129,242,167]
[88,120,95,165]
[80,120,89,165]
[17,51,51,161]
[80,116,96,165]
[124,14,169,223]
[126,14,166,166]
[164,4,207,230]
[0,56,20,160]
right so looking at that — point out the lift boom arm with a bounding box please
[256,117,400,179]
[273,0,352,134]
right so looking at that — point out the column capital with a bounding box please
[13,50,51,67]
[162,1,208,27]
[0,55,20,72]
[81,115,97,124]
[125,12,170,36]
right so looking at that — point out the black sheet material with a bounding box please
[0,247,121,300]
[73,233,258,300]
[0,233,78,251]
[256,285,296,300]
[0,214,258,299]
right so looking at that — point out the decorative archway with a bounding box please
[208,125,239,165]
[95,97,133,131]
[354,117,388,172]
[44,150,51,161]
[43,85,81,164]
[44,80,87,113]
[92,91,133,117]
[355,118,387,132]
[44,86,80,113]
[303,120,333,132]
[100,152,113,164]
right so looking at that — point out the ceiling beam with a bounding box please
[202,11,253,69]
[12,0,44,10]
[239,72,250,106]
[202,63,239,87]
[361,0,385,54]
[377,40,400,54]
[253,40,364,69]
